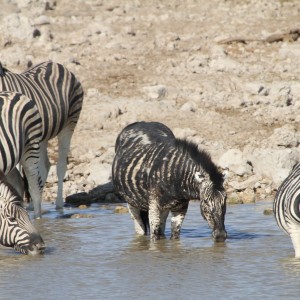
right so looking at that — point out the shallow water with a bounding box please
[0,201,299,300]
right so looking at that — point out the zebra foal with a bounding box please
[274,163,300,257]
[0,170,44,255]
[0,61,84,215]
[112,121,227,241]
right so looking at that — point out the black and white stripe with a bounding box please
[0,170,45,255]
[112,121,227,241]
[0,61,84,214]
[274,163,300,257]
[0,91,43,218]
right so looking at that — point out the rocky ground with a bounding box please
[0,0,299,206]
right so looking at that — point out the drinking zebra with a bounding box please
[274,163,300,257]
[0,170,45,255]
[0,90,44,214]
[112,121,227,241]
[0,61,84,215]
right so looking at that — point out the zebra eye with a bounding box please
[195,172,204,183]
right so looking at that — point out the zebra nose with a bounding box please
[28,233,45,255]
[213,229,227,242]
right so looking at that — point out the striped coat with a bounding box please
[112,121,227,241]
[0,170,44,255]
[274,163,300,257]
[0,61,84,213]
[0,91,43,218]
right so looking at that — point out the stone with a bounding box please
[246,148,300,186]
[219,149,252,176]
[143,85,167,100]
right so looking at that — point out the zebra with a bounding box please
[274,162,300,257]
[0,170,45,255]
[112,121,227,241]
[0,61,84,215]
[0,91,43,218]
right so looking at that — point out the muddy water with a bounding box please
[0,201,299,299]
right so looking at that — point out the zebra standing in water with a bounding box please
[274,163,300,257]
[0,170,44,255]
[112,121,227,241]
[0,61,84,216]
[0,91,43,219]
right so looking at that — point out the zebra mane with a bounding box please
[175,138,224,189]
[0,62,8,77]
[0,172,23,206]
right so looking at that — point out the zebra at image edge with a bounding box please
[112,121,227,242]
[274,162,300,257]
[0,61,84,219]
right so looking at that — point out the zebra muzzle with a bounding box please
[27,233,46,255]
[213,229,227,242]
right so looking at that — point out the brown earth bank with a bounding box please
[0,0,299,206]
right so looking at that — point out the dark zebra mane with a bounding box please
[0,63,8,77]
[0,62,9,77]
[0,171,23,207]
[175,138,224,189]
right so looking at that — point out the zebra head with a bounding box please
[0,173,45,255]
[0,202,45,255]
[195,171,227,242]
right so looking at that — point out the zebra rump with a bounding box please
[0,61,84,216]
[274,162,300,257]
[0,170,45,255]
[112,121,227,241]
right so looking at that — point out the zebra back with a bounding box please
[0,61,84,141]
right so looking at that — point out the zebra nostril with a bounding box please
[29,233,45,253]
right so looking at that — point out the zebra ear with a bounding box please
[195,172,205,183]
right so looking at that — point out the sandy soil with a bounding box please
[0,0,300,204]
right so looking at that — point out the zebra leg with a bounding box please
[159,209,169,238]
[22,142,49,207]
[149,199,163,240]
[289,226,300,257]
[170,204,189,239]
[39,141,50,188]
[56,126,73,209]
[21,158,42,219]
[128,204,147,235]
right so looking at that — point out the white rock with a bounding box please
[180,101,197,112]
[87,163,112,185]
[246,148,300,186]
[3,14,32,40]
[143,85,167,100]
[266,124,300,148]
[219,149,252,176]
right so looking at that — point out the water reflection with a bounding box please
[127,235,183,253]
[0,201,300,299]
[282,256,300,276]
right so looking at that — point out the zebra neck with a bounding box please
[174,165,201,199]
[0,182,20,206]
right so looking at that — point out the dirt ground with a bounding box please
[0,0,300,203]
